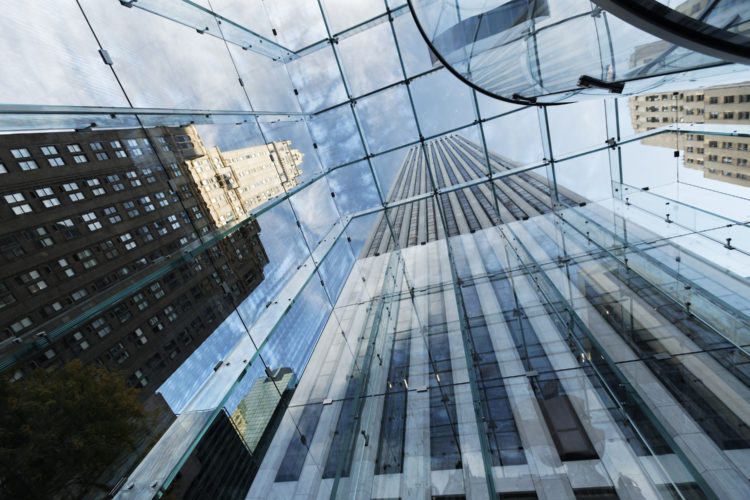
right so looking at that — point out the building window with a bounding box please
[92,188,105,196]
[47,157,64,167]
[73,154,88,164]
[725,112,735,119]
[164,305,178,322]
[10,148,31,158]
[738,143,748,151]
[10,317,33,333]
[722,142,733,150]
[109,343,130,364]
[19,160,38,171]
[739,112,750,120]
[3,192,24,204]
[67,144,82,153]
[0,162,6,174]
[738,159,748,167]
[90,142,103,151]
[27,279,47,294]
[4,192,32,215]
[722,156,733,164]
[69,192,84,202]
[709,96,718,104]
[724,95,735,103]
[0,283,17,310]
[115,150,127,158]
[41,146,58,155]
[709,112,719,119]
[95,152,109,161]
[91,317,111,338]
[42,198,60,208]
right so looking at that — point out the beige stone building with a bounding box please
[630,83,750,187]
[184,129,303,227]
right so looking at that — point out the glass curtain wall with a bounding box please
[0,1,749,500]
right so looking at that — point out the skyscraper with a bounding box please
[238,137,750,500]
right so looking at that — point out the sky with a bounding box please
[2,0,749,412]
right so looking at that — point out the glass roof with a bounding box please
[1,1,750,498]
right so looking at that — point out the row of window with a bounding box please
[0,137,173,175]
[3,232,209,342]
[684,93,750,103]
[705,141,749,151]
[706,155,749,166]
[3,169,171,216]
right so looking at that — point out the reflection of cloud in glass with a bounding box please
[308,106,364,169]
[327,160,382,214]
[410,69,475,138]
[286,46,347,113]
[338,21,402,96]
[357,86,419,154]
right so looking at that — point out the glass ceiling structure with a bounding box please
[1,1,750,500]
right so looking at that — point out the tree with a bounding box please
[0,359,146,500]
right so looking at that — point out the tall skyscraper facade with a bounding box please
[630,84,750,186]
[0,125,302,394]
[240,136,750,500]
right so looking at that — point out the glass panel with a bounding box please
[410,69,476,139]
[326,160,382,215]
[483,107,545,167]
[285,46,347,113]
[307,105,365,171]
[337,20,403,97]
[357,85,419,154]
[1,1,128,106]
[81,0,249,110]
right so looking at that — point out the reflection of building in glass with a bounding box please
[244,136,750,499]
[167,367,296,499]
[0,125,278,395]
[184,135,303,228]
[231,367,296,451]
[628,0,748,69]
[411,0,748,102]
[630,83,750,186]
[167,409,256,500]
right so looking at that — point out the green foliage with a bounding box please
[0,360,145,500]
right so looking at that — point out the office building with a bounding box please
[630,84,750,186]
[362,135,585,256]
[241,137,750,499]
[0,125,282,394]
[184,140,303,228]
